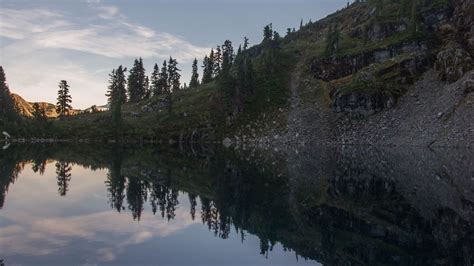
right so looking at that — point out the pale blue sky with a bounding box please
[0,0,347,108]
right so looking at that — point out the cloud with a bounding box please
[0,8,70,39]
[0,5,208,107]
[0,7,208,61]
[0,209,198,260]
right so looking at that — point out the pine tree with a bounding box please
[106,65,127,127]
[189,58,199,88]
[158,60,169,94]
[144,76,150,98]
[243,37,249,50]
[168,57,181,92]
[150,63,160,96]
[0,66,16,120]
[214,46,222,76]
[300,19,303,30]
[218,40,236,111]
[127,58,147,102]
[32,103,47,123]
[263,24,273,43]
[222,40,234,65]
[202,56,212,83]
[56,80,72,117]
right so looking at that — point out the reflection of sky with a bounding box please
[0,162,320,265]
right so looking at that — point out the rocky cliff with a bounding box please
[233,0,474,148]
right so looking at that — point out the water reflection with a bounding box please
[0,144,473,265]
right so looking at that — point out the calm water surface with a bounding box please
[0,145,473,265]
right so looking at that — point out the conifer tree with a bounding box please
[150,63,160,96]
[218,40,236,111]
[243,37,249,50]
[222,40,234,65]
[56,80,72,117]
[202,55,213,84]
[263,24,273,43]
[214,46,222,76]
[189,58,199,88]
[32,102,41,119]
[127,58,147,102]
[0,66,16,120]
[32,103,47,123]
[158,60,169,94]
[106,65,127,127]
[168,57,181,92]
[144,76,150,98]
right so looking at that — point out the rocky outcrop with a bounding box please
[435,47,473,82]
[331,91,395,117]
[310,43,429,81]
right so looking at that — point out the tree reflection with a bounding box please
[1,144,473,265]
[126,176,148,221]
[31,159,47,175]
[105,153,126,212]
[55,161,72,196]
[188,193,197,220]
[0,156,20,209]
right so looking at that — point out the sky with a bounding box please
[0,0,348,109]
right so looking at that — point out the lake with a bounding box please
[0,144,473,265]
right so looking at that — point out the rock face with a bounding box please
[310,43,428,82]
[332,91,394,117]
[435,47,473,82]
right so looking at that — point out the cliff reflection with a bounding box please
[0,144,472,265]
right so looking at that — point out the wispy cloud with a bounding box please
[0,7,208,60]
[0,3,208,107]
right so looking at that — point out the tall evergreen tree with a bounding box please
[106,66,127,127]
[218,40,236,112]
[158,60,169,94]
[214,46,222,76]
[127,58,147,102]
[144,76,150,98]
[222,40,234,65]
[189,58,199,88]
[263,24,273,43]
[168,57,181,92]
[202,55,213,84]
[0,66,16,120]
[243,37,249,50]
[150,63,160,96]
[32,103,47,123]
[56,80,72,117]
